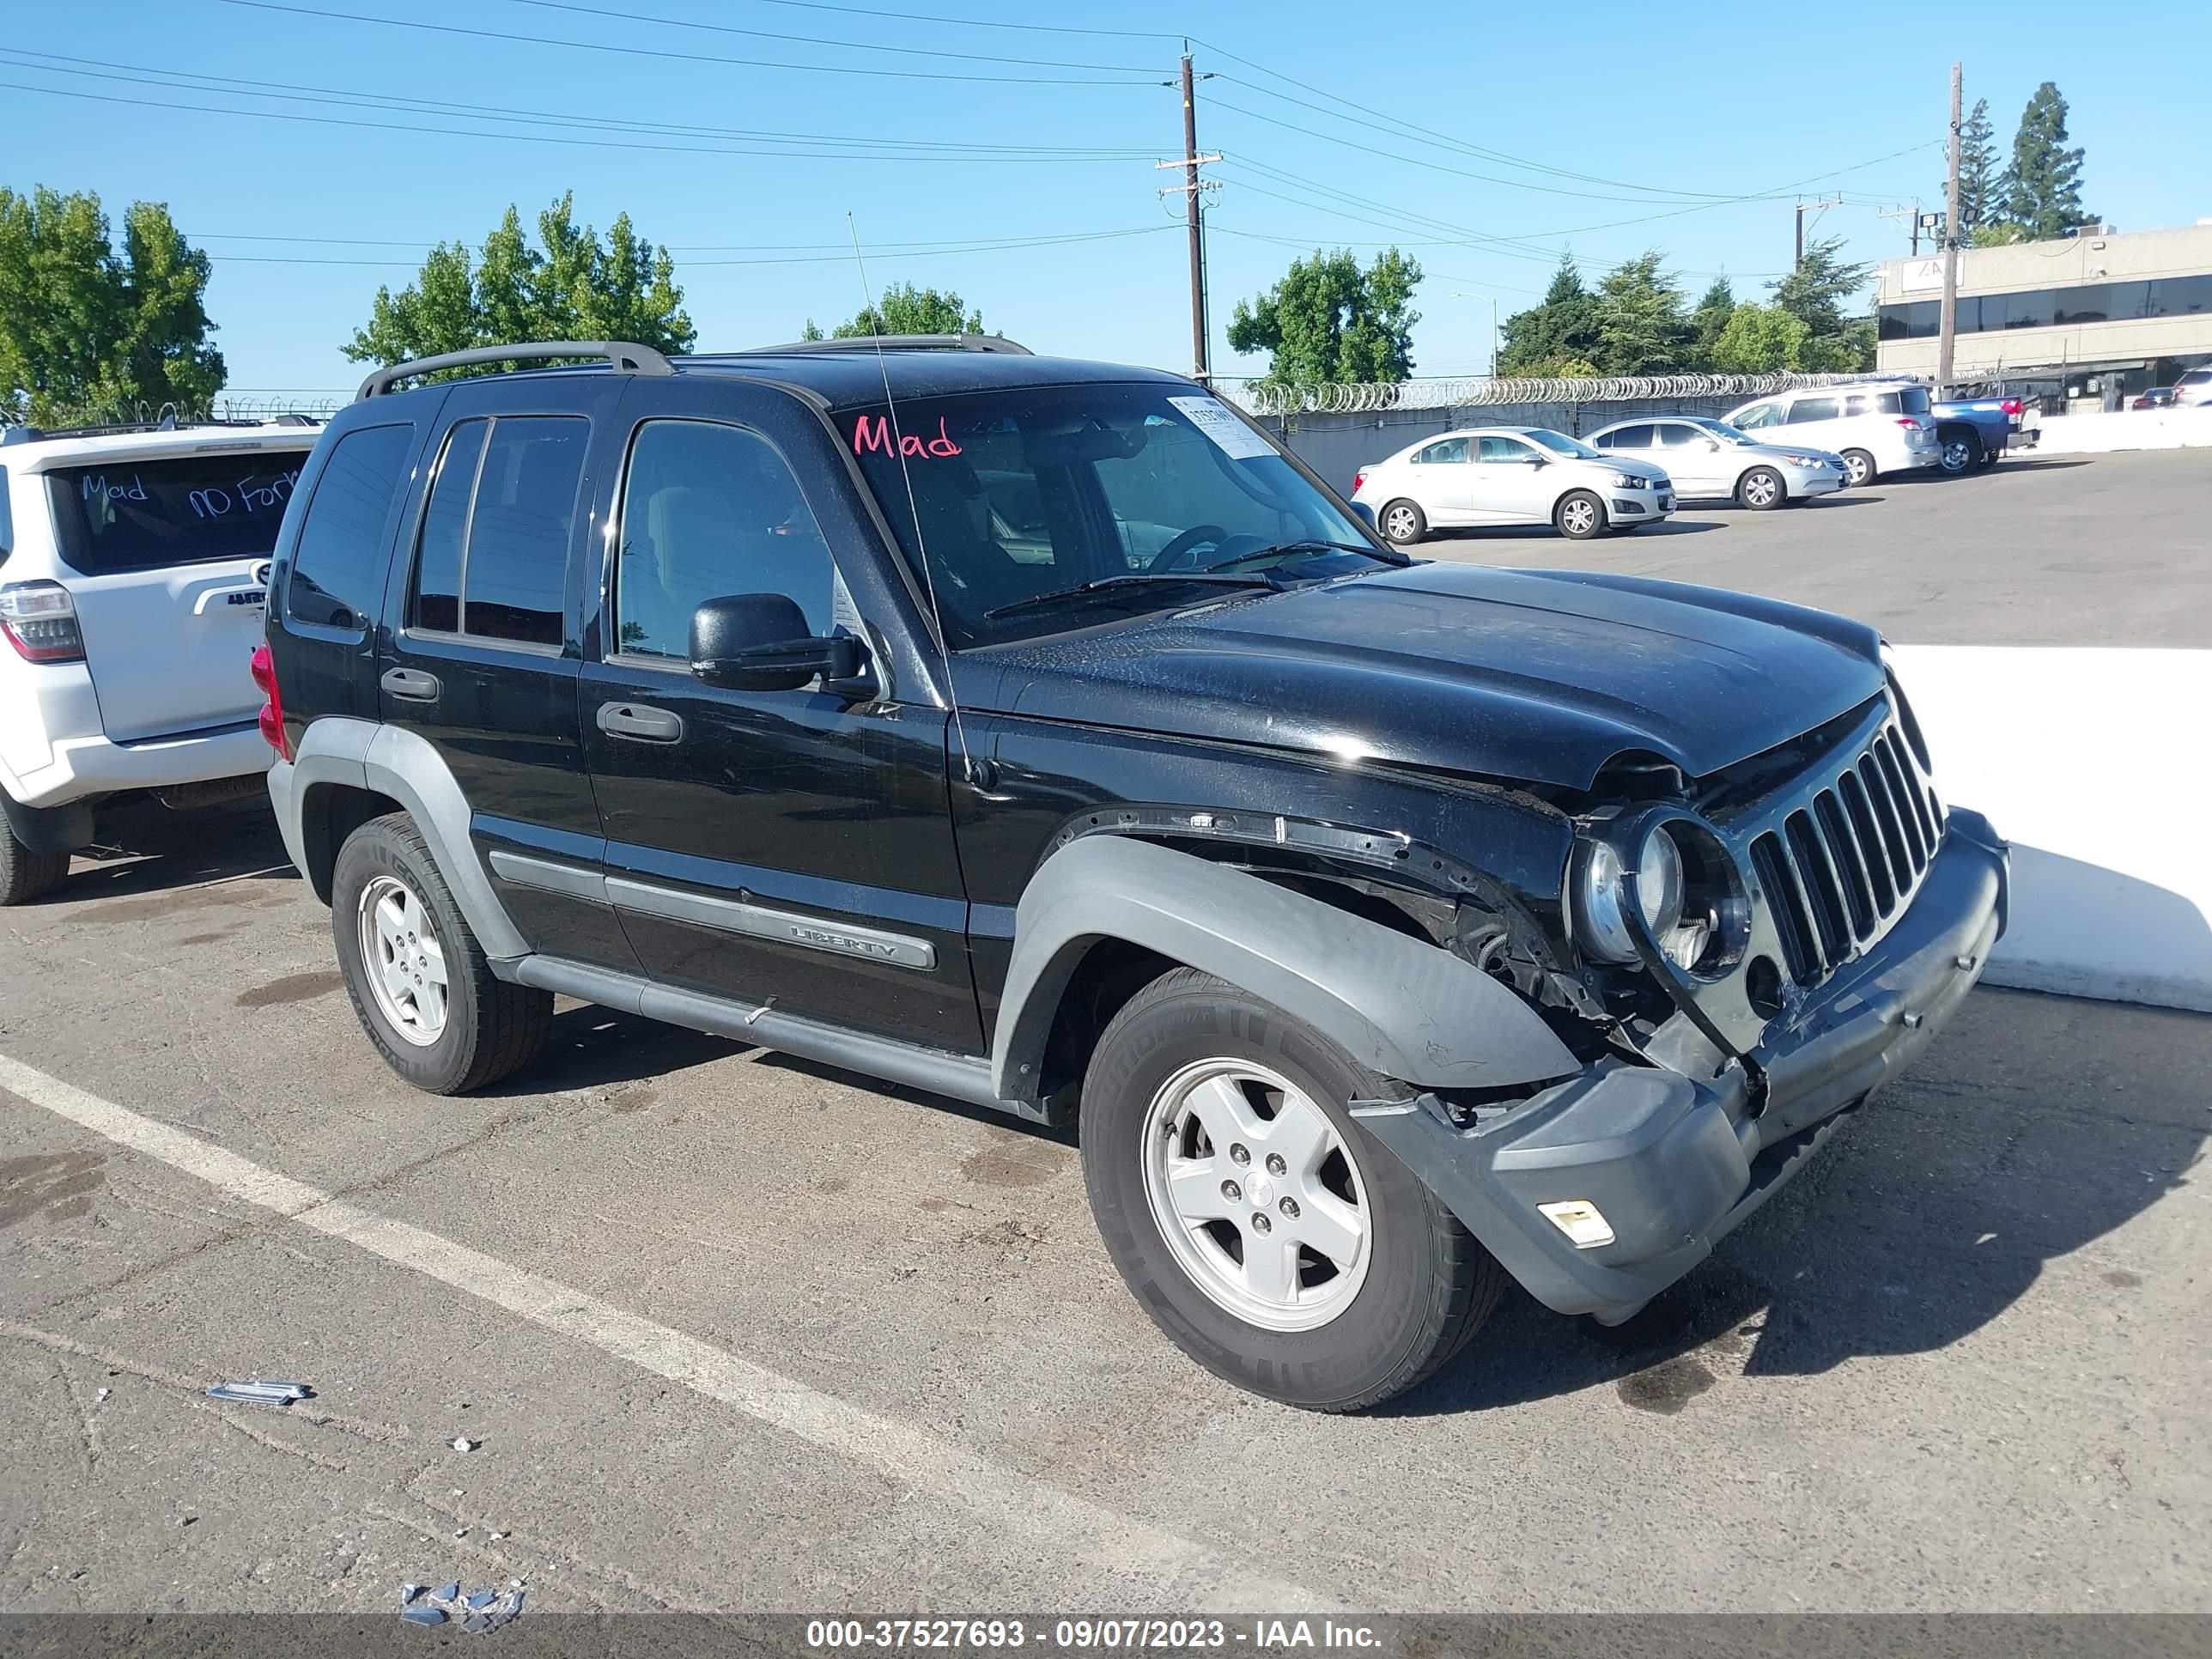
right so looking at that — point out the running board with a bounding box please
[507,956,1035,1122]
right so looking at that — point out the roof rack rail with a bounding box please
[355,340,677,401]
[728,333,1033,358]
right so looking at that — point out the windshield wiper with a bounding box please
[1200,538,1402,573]
[983,571,1275,621]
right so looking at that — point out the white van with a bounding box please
[1723,384,1941,487]
[0,418,319,901]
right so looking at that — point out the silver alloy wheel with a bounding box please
[1941,436,1974,473]
[1559,495,1599,537]
[1741,470,1781,508]
[1844,451,1875,488]
[1382,502,1419,543]
[356,873,449,1046]
[1139,1058,1372,1332]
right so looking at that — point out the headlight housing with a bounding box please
[1571,816,1750,978]
[1610,471,1651,489]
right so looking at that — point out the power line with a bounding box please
[0,77,1147,165]
[665,0,1173,39]
[488,0,1163,74]
[210,226,1176,270]
[216,0,1167,86]
[0,52,1153,157]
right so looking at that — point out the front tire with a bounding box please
[331,811,552,1094]
[1080,969,1503,1411]
[1736,465,1786,510]
[0,818,69,906]
[1378,499,1426,546]
[1554,489,1607,540]
[1841,448,1876,488]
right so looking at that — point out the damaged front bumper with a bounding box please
[1352,807,2008,1322]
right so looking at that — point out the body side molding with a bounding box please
[991,836,1579,1106]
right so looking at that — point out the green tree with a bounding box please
[1970,222,2027,249]
[0,186,223,426]
[1707,302,1811,373]
[817,282,983,340]
[1770,237,1875,371]
[343,194,693,371]
[1226,248,1421,384]
[1496,254,1599,374]
[1996,82,2092,240]
[1590,251,1690,374]
[1952,97,2002,236]
[1689,276,1736,363]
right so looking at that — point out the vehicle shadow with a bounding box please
[47,793,295,905]
[755,1050,1081,1149]
[483,1004,744,1097]
[1379,987,2208,1418]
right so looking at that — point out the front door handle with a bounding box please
[597,701,684,743]
[381,667,441,701]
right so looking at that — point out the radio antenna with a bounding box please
[846,212,975,782]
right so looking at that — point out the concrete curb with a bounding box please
[1891,644,2212,1013]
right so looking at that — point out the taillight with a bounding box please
[2001,398,2023,416]
[250,641,291,761]
[1352,469,1367,494]
[0,580,86,663]
[1896,417,1923,430]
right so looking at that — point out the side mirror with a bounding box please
[1704,439,1722,452]
[1525,454,1549,467]
[690,593,861,693]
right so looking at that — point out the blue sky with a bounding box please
[6,0,2199,393]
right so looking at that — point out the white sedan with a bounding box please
[1350,427,1674,544]
[1585,416,1845,508]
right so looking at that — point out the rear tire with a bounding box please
[1841,448,1876,488]
[1937,430,1982,475]
[1378,499,1426,546]
[331,811,552,1094]
[1079,968,1503,1412]
[0,819,69,906]
[1736,465,1787,510]
[1554,489,1607,540]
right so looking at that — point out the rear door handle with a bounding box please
[597,701,684,743]
[380,667,441,701]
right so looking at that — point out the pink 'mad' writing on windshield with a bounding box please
[852,416,963,459]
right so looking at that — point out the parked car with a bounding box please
[1928,394,2027,472]
[1585,416,1843,508]
[0,417,319,902]
[2131,387,2175,410]
[1726,385,1941,487]
[2171,367,2212,408]
[258,337,2006,1412]
[1350,427,1674,544]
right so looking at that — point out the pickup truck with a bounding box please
[1929,395,2031,474]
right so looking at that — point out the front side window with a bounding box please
[1414,437,1468,464]
[844,383,1382,647]
[1476,435,1538,463]
[1524,430,1602,459]
[1605,424,1656,450]
[405,416,583,647]
[1735,404,1779,430]
[46,447,311,576]
[1656,423,1705,448]
[615,420,835,661]
[288,424,412,631]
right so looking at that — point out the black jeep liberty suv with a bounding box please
[256,337,2008,1412]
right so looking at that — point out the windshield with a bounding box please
[843,383,1387,646]
[45,448,311,575]
[1688,418,1759,445]
[1525,429,1601,459]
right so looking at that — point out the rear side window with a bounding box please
[45,449,310,576]
[1786,398,1840,423]
[407,416,585,648]
[288,425,412,630]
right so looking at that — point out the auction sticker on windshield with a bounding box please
[1167,395,1275,460]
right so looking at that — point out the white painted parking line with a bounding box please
[0,1050,1329,1613]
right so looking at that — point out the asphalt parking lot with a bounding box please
[1410,446,2212,649]
[2,452,2209,1620]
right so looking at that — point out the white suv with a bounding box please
[0,418,319,902]
[1724,383,1941,487]
[2172,367,2212,409]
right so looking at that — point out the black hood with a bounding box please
[956,562,1886,791]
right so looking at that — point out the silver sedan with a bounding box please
[1587,416,1845,509]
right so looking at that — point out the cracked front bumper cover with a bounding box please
[1353,808,2008,1320]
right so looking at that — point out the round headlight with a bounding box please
[1571,824,1686,965]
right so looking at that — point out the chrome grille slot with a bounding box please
[1729,697,1946,991]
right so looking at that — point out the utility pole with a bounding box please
[1157,53,1220,384]
[1936,61,1964,395]
[1794,196,1841,267]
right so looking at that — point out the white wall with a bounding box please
[2027,408,2212,454]
[1890,645,2212,1012]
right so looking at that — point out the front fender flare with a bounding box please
[990,836,1579,1106]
